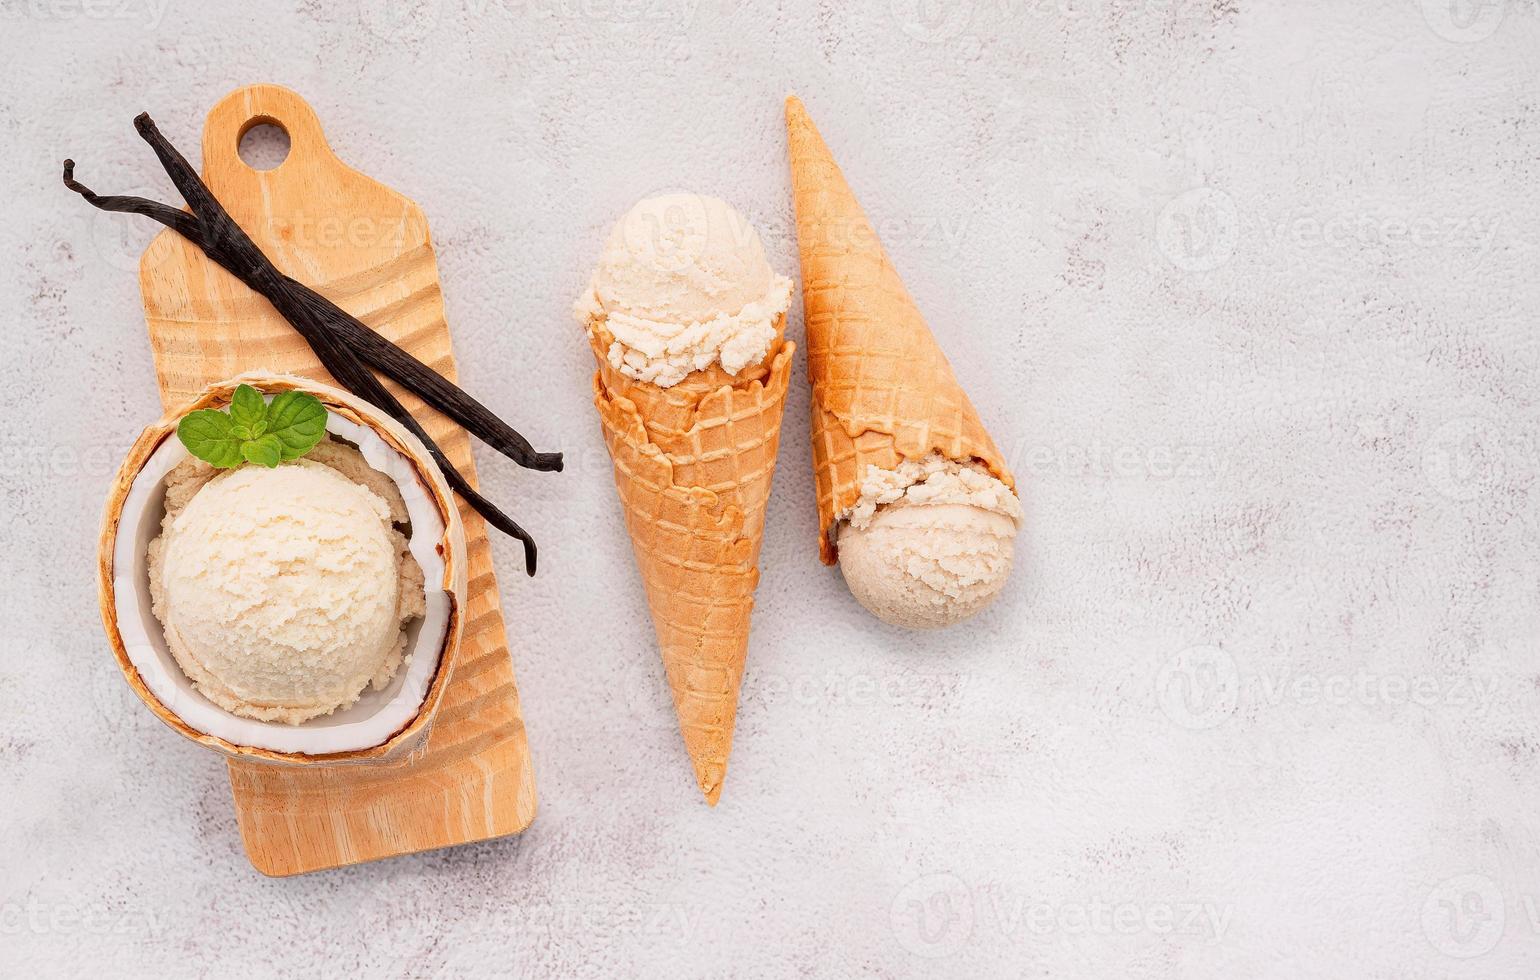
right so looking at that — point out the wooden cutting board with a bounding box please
[137,84,537,875]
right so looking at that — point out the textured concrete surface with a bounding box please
[4,1,1540,976]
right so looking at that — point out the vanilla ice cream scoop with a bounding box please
[835,453,1022,629]
[574,193,792,388]
[149,455,422,723]
[839,503,1017,629]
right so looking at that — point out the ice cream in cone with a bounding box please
[577,193,795,804]
[785,95,1022,629]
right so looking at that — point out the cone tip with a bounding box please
[696,762,725,805]
[785,93,808,126]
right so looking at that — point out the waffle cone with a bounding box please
[784,95,1016,563]
[589,321,795,804]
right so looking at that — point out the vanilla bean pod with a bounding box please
[61,167,204,242]
[68,160,559,473]
[132,114,541,570]
[258,272,541,573]
[64,114,543,573]
[276,278,562,472]
[131,114,559,475]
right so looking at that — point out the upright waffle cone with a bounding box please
[784,95,1015,563]
[589,321,795,804]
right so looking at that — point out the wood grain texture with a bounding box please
[137,84,536,876]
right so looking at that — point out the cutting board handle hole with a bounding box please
[237,118,290,172]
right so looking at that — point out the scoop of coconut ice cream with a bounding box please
[151,457,415,723]
[834,453,1021,629]
[574,193,792,388]
[838,502,1017,629]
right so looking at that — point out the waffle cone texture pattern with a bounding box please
[784,95,1016,564]
[588,320,795,805]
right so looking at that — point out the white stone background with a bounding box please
[2,0,1538,976]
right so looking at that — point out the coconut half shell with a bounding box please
[98,372,468,765]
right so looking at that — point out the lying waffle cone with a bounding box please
[589,324,795,804]
[784,95,1016,563]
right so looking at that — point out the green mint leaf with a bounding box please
[178,410,244,468]
[229,384,268,433]
[265,390,328,460]
[241,434,284,468]
[177,387,328,470]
